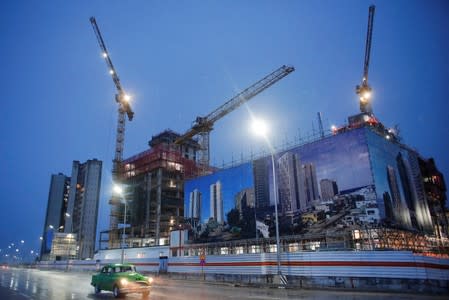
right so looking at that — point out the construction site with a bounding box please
[90,5,448,256]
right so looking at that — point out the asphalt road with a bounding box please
[0,267,446,300]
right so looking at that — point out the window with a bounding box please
[288,243,299,252]
[235,246,244,254]
[250,245,260,254]
[120,266,135,272]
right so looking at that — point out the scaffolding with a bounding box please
[170,228,449,258]
[108,130,202,249]
[350,225,449,256]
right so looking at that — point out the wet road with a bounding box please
[0,267,446,300]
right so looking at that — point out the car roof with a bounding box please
[104,263,134,267]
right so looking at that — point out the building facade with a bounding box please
[277,152,307,214]
[40,173,71,260]
[320,179,338,201]
[41,159,102,260]
[302,163,319,206]
[66,159,102,259]
[210,181,223,224]
[101,130,201,250]
[253,158,270,208]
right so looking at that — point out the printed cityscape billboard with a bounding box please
[366,129,433,231]
[184,127,433,243]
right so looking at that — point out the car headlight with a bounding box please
[148,277,153,284]
[120,278,128,286]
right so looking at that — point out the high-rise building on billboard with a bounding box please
[277,152,307,214]
[210,180,223,224]
[386,165,412,228]
[303,163,319,205]
[419,157,448,237]
[189,189,202,220]
[253,158,270,208]
[387,166,402,210]
[320,179,338,201]
[235,188,255,214]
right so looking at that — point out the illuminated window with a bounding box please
[235,246,244,254]
[250,245,260,254]
[288,243,299,252]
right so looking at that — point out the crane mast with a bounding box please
[175,65,295,168]
[356,5,375,114]
[90,17,134,177]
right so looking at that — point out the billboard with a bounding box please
[366,129,433,231]
[184,127,433,243]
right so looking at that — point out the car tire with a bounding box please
[94,284,101,294]
[142,291,150,298]
[113,285,122,298]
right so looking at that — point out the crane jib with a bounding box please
[175,65,295,145]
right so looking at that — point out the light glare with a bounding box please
[113,185,123,195]
[251,118,268,137]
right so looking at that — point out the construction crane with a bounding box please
[356,5,375,114]
[175,65,295,168]
[90,17,134,177]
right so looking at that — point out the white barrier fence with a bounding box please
[37,249,449,282]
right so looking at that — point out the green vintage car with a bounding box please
[91,263,153,298]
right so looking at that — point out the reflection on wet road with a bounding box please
[0,267,446,300]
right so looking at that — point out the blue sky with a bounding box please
[1,1,448,259]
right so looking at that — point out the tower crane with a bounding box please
[356,5,375,114]
[175,65,295,168]
[90,17,134,178]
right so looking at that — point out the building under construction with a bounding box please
[101,130,203,249]
[96,63,294,250]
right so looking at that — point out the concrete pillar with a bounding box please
[145,172,152,233]
[156,168,162,245]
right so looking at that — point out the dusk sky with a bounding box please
[1,1,448,260]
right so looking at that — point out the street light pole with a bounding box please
[270,152,281,275]
[113,184,128,264]
[121,197,127,264]
[113,185,127,264]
